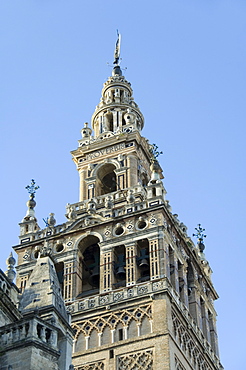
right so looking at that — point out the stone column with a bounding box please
[127,154,138,187]
[149,238,161,280]
[64,260,77,301]
[100,247,114,293]
[125,243,137,286]
[79,169,86,201]
[188,288,202,328]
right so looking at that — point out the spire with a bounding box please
[91,35,144,139]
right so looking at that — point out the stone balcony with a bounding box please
[19,183,166,244]
[0,315,58,352]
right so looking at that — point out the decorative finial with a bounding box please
[149,143,163,161]
[43,213,56,228]
[193,224,206,253]
[23,179,39,220]
[193,224,206,242]
[5,252,16,283]
[113,30,121,65]
[25,179,39,200]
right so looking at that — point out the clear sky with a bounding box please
[1,1,245,368]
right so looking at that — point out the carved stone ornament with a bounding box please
[66,239,74,248]
[149,214,157,225]
[137,285,148,295]
[113,292,124,301]
[104,226,111,239]
[67,304,75,313]
[40,241,52,257]
[99,295,109,305]
[75,361,104,370]
[127,288,134,298]
[23,249,31,261]
[126,220,134,231]
[152,281,163,291]
[78,302,85,311]
[117,349,153,370]
[88,299,95,308]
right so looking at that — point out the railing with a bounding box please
[67,184,147,212]
[0,316,58,350]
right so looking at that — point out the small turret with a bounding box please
[19,179,40,241]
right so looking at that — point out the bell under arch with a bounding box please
[96,163,117,196]
[78,235,101,296]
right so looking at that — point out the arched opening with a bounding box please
[55,262,64,296]
[178,261,185,303]
[96,164,117,196]
[103,110,113,132]
[187,261,194,297]
[75,332,85,352]
[78,235,100,297]
[139,172,148,187]
[187,262,199,323]
[169,246,176,290]
[113,245,126,289]
[136,239,150,283]
[115,322,124,342]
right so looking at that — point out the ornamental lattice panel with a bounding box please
[117,349,153,369]
[75,361,104,370]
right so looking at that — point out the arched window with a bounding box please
[96,164,117,196]
[113,245,126,289]
[136,239,150,283]
[55,262,64,296]
[78,236,100,297]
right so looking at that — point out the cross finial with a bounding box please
[25,179,39,200]
[193,224,207,242]
[149,143,163,160]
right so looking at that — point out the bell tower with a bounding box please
[71,61,148,204]
[12,36,223,370]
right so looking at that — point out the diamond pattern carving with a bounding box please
[117,349,153,369]
[75,361,104,370]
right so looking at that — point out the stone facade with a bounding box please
[0,58,223,369]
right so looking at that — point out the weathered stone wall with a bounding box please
[0,345,59,370]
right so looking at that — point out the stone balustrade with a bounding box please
[0,316,58,350]
[19,183,166,244]
[67,184,147,212]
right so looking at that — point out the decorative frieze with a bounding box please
[68,280,166,313]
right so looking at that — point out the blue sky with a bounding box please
[1,1,246,368]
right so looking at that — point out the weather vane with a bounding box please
[25,179,39,200]
[149,143,163,160]
[113,30,121,65]
[193,224,207,242]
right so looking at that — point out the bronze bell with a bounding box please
[88,265,100,287]
[115,266,126,280]
[138,258,149,270]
